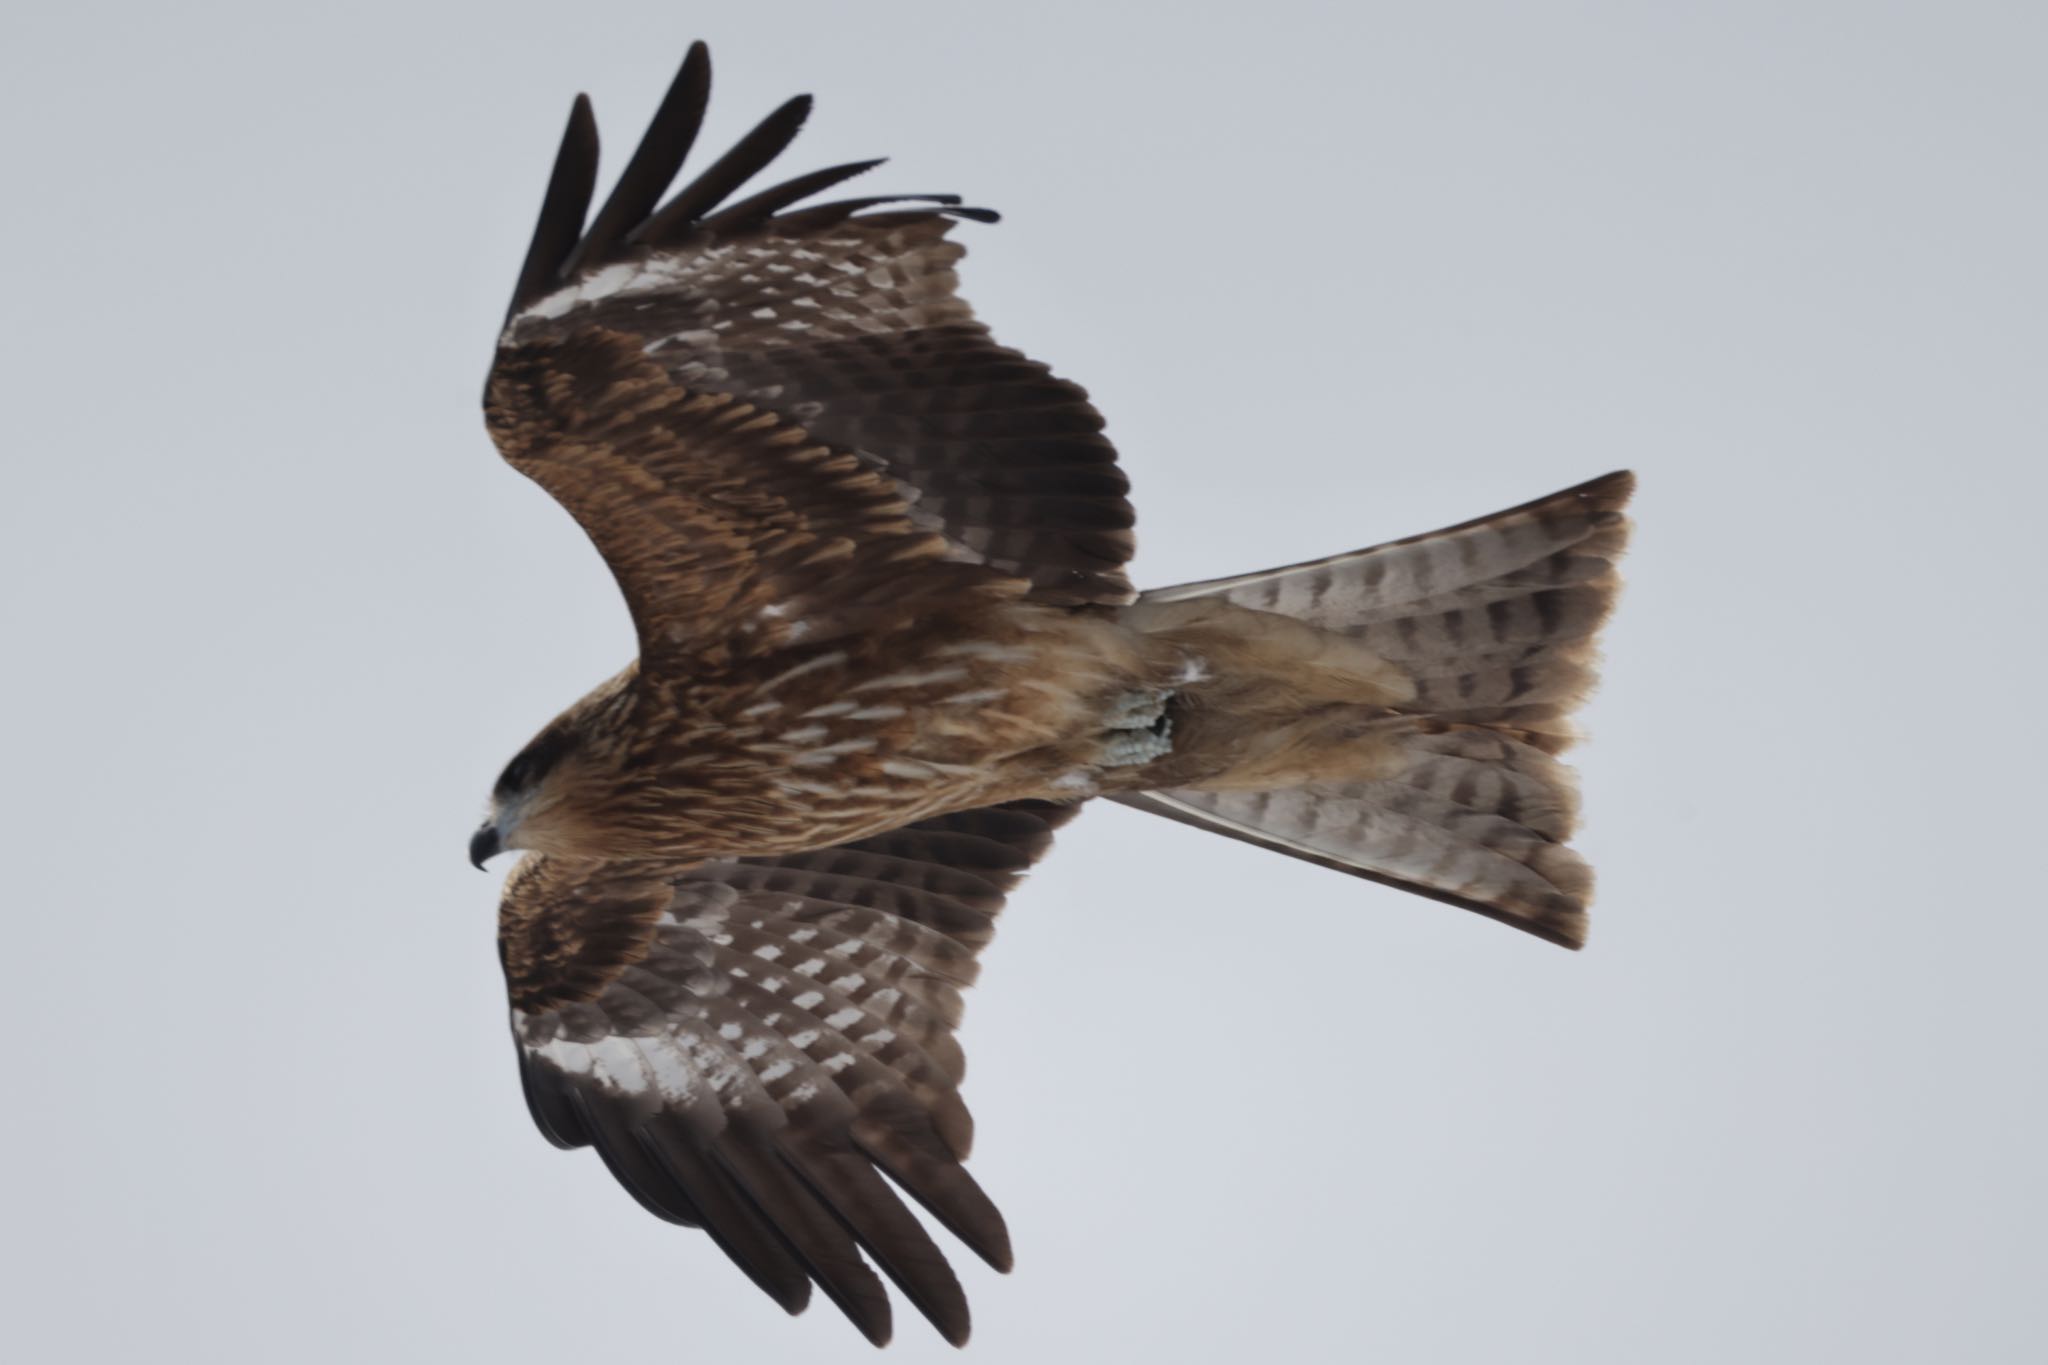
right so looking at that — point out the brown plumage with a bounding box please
[476,42,1635,1347]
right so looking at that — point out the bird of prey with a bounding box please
[475,43,1634,1348]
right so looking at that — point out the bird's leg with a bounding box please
[1099,725,1172,767]
[1103,688,1169,731]
[1097,689,1174,767]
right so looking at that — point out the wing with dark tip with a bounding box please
[490,43,1136,614]
[498,800,1080,1347]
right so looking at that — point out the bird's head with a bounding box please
[471,670,648,868]
[470,718,592,868]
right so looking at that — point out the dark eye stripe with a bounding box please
[497,725,575,797]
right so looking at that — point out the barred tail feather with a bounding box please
[1120,472,1633,948]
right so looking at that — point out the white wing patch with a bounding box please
[506,232,955,354]
[531,1028,705,1105]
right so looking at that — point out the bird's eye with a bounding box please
[494,759,528,795]
[496,726,572,798]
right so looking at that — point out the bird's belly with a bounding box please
[697,605,1161,849]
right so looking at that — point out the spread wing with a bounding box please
[499,800,1079,1347]
[485,43,1135,668]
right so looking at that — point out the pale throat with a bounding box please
[488,787,543,850]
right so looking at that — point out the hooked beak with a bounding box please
[468,822,503,870]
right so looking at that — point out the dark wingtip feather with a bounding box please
[634,93,815,244]
[778,1138,973,1348]
[696,158,889,235]
[567,42,713,274]
[505,51,997,328]
[773,194,999,234]
[640,1118,815,1316]
[505,94,599,323]
[712,1137,896,1346]
[850,1108,1013,1275]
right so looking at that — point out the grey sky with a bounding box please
[4,2,2044,1361]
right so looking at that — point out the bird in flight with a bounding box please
[475,42,1633,1348]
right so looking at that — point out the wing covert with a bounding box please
[485,327,1017,666]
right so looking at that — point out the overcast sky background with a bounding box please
[4,2,2044,1361]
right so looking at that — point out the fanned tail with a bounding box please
[1117,472,1634,949]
